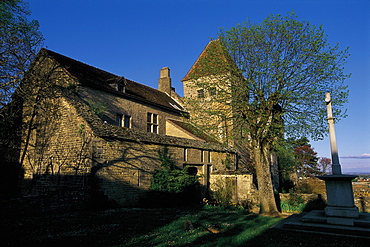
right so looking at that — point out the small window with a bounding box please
[197,89,204,98]
[116,114,123,126]
[117,83,125,93]
[209,87,216,96]
[123,115,131,128]
[147,112,159,133]
[184,148,188,162]
[116,114,131,128]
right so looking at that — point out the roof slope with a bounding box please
[167,119,217,142]
[39,48,184,113]
[182,39,237,81]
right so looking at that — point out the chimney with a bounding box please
[158,67,172,95]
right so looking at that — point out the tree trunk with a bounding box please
[253,141,280,216]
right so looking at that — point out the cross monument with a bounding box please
[317,92,359,223]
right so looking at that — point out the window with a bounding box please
[197,89,204,98]
[123,115,131,128]
[147,113,158,133]
[184,148,188,162]
[116,114,131,128]
[209,87,216,96]
[201,150,205,163]
[116,114,122,126]
[117,83,125,93]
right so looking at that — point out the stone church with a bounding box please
[1,42,255,206]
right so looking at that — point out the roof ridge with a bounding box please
[38,48,185,113]
[181,39,235,82]
[182,39,222,82]
[42,48,119,78]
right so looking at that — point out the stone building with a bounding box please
[182,40,282,203]
[182,40,254,171]
[1,48,255,206]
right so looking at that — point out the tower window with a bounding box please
[209,87,216,96]
[197,89,204,98]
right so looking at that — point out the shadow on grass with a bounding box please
[244,227,370,247]
[121,209,281,247]
[120,208,370,247]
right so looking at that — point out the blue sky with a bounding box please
[27,0,370,173]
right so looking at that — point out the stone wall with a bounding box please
[91,136,237,206]
[18,86,238,206]
[78,86,184,135]
[209,173,256,207]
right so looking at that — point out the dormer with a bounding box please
[108,76,127,93]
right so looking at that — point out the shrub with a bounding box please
[280,188,306,213]
[295,178,326,194]
[148,147,201,207]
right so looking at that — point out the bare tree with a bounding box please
[0,0,43,108]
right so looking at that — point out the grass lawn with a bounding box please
[2,201,369,247]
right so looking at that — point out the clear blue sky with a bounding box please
[27,0,370,173]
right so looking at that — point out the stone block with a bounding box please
[325,206,360,218]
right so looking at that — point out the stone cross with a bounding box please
[325,92,342,175]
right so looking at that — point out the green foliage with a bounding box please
[77,124,85,137]
[280,189,305,213]
[121,209,281,246]
[221,155,233,169]
[151,147,200,194]
[88,102,106,117]
[275,139,297,189]
[209,177,236,207]
[280,200,306,213]
[150,168,200,194]
[1,0,44,107]
[186,11,349,215]
[157,145,176,170]
[218,11,349,142]
[67,83,76,90]
[276,137,322,193]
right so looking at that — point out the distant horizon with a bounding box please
[337,157,370,174]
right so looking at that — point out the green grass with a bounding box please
[280,200,306,213]
[119,208,282,247]
[3,202,369,247]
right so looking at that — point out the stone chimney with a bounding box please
[158,67,172,95]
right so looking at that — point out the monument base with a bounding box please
[325,206,360,218]
[281,211,370,237]
[302,210,365,226]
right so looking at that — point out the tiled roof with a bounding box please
[167,119,217,143]
[39,48,185,113]
[182,39,237,81]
